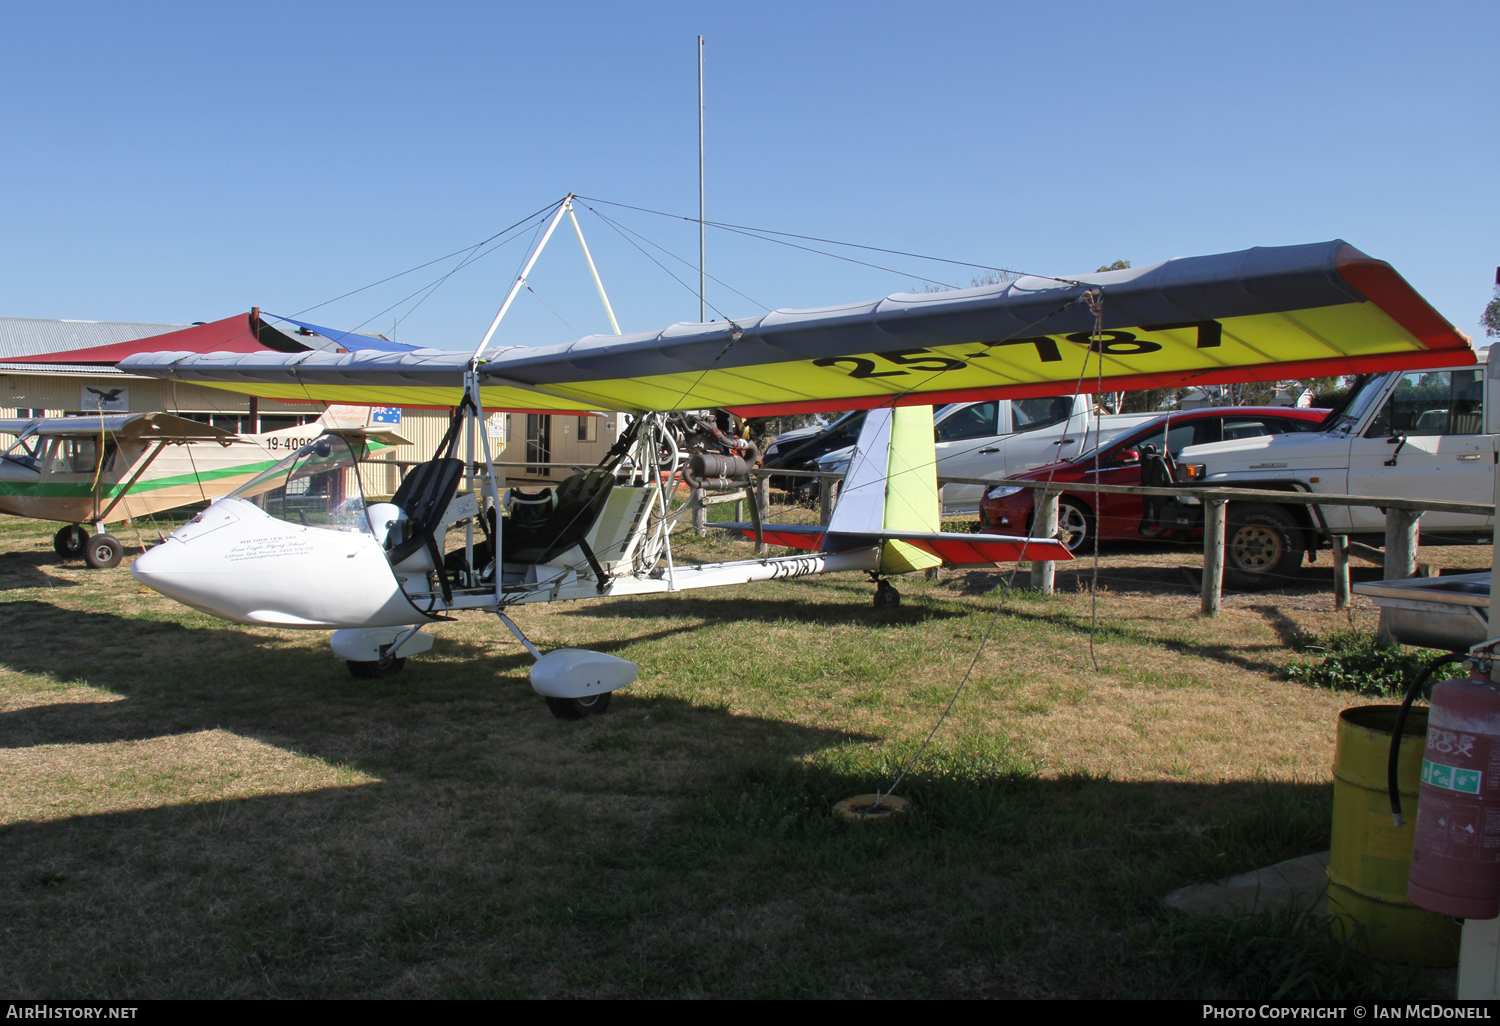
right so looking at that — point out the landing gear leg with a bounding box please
[501,611,634,720]
[873,578,901,608]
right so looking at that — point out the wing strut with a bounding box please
[96,439,171,525]
[468,193,622,363]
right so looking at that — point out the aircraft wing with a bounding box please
[117,240,1470,415]
[0,412,236,441]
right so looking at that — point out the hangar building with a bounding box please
[0,316,624,495]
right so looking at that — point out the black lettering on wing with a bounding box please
[812,357,907,379]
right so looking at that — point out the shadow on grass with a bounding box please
[0,600,855,758]
[553,593,966,627]
[973,603,1294,677]
[0,740,1437,999]
[0,550,82,591]
[0,586,1440,997]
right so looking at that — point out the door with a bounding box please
[525,414,552,476]
[1003,395,1087,474]
[933,400,1005,513]
[1346,368,1492,532]
[1085,416,1222,539]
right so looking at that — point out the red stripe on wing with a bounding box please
[908,537,1073,565]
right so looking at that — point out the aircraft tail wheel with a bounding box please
[545,692,612,721]
[83,534,122,569]
[53,525,88,559]
[346,656,406,680]
[873,579,901,608]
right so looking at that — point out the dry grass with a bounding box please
[0,512,1470,998]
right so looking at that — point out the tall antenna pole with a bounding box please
[698,34,706,323]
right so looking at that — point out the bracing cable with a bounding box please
[872,293,1107,805]
[290,200,561,318]
[575,195,1087,285]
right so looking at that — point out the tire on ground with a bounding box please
[1224,503,1304,589]
[545,693,612,720]
[53,525,88,558]
[1056,497,1094,554]
[83,534,122,570]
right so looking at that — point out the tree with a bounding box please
[1096,260,1131,272]
[1483,284,1500,337]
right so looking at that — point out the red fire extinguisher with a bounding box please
[1407,672,1500,919]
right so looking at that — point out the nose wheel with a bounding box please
[873,579,901,608]
[346,655,406,679]
[545,693,613,720]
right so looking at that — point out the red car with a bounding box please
[978,406,1329,552]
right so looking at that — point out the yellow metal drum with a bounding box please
[1328,705,1461,966]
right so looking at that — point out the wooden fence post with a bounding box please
[1201,499,1227,617]
[1031,487,1060,594]
[1331,534,1350,611]
[755,476,770,554]
[691,486,706,536]
[1378,508,1421,647]
[1384,509,1420,581]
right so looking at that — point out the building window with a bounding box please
[578,416,598,443]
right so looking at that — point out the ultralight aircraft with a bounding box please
[115,212,1472,718]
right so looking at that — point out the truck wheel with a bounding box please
[1224,504,1303,589]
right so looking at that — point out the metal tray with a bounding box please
[1352,572,1490,652]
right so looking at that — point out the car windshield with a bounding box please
[226,433,372,531]
[1074,413,1212,463]
[1322,373,1389,434]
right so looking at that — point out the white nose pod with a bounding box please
[131,497,425,629]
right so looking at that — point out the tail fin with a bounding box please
[824,405,942,574]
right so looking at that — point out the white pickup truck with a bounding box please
[1165,349,1494,584]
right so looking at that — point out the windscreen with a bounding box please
[227,433,371,531]
[1322,373,1389,434]
[1,430,43,472]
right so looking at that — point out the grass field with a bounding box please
[0,511,1483,998]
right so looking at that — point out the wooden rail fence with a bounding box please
[693,470,1495,618]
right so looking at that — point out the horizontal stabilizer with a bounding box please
[715,523,1070,565]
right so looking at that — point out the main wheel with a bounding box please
[873,580,901,608]
[53,525,88,558]
[545,692,612,720]
[1225,504,1304,589]
[347,655,406,679]
[83,534,122,569]
[1056,497,1093,554]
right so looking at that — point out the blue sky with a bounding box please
[1,1,1494,350]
